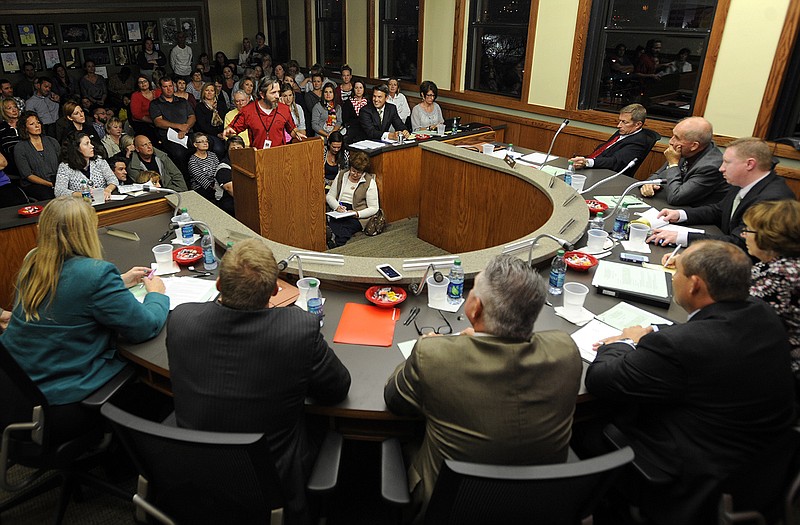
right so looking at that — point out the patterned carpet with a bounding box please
[327,217,450,258]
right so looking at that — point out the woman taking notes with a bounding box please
[0,196,168,437]
[54,133,118,199]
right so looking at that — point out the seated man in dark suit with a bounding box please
[586,240,795,524]
[384,255,582,522]
[166,239,351,523]
[569,103,655,175]
[359,84,411,141]
[640,116,728,206]
[648,137,795,251]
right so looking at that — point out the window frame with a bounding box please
[378,0,423,84]
[315,0,346,72]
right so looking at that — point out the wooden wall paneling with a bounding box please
[96,198,171,227]
[0,223,37,309]
[370,145,423,222]
[417,150,553,253]
[753,0,800,137]
[451,0,467,92]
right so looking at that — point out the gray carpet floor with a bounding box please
[327,217,450,257]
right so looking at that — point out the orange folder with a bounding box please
[333,302,399,347]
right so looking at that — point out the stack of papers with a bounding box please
[592,261,669,298]
[519,151,559,165]
[636,207,705,234]
[349,140,387,150]
[130,277,219,311]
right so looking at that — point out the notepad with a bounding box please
[333,303,399,347]
[570,319,622,363]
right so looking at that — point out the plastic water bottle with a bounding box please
[307,281,324,327]
[79,179,91,202]
[548,249,567,295]
[176,208,194,244]
[589,211,605,231]
[564,161,574,187]
[201,230,217,270]
[612,203,631,240]
[507,143,515,154]
[447,259,464,305]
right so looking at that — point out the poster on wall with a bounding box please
[21,49,42,70]
[83,47,111,66]
[1,51,19,73]
[179,18,197,44]
[110,22,125,43]
[159,18,177,45]
[93,23,109,44]
[17,24,37,46]
[126,21,142,42]
[63,48,80,69]
[0,25,13,47]
[60,23,90,43]
[113,46,130,66]
[129,44,142,61]
[43,49,60,69]
[39,24,57,46]
[142,21,158,42]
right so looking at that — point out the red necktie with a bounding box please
[588,135,621,159]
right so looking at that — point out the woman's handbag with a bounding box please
[363,208,386,236]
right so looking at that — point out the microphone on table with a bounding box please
[142,184,182,218]
[409,264,445,296]
[605,178,665,220]
[579,158,638,195]
[537,118,569,168]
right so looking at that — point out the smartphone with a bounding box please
[620,252,649,263]
[376,264,402,282]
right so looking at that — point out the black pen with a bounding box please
[159,228,174,242]
[404,307,420,326]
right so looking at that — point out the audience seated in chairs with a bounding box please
[54,132,117,199]
[127,134,187,192]
[280,83,306,142]
[193,82,227,158]
[323,130,348,189]
[312,82,342,140]
[149,75,195,176]
[14,111,60,201]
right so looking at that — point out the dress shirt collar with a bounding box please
[736,172,771,200]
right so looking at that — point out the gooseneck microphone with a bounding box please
[579,158,638,195]
[538,118,570,168]
[142,184,182,217]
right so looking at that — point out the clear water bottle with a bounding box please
[79,179,91,203]
[307,280,324,327]
[447,259,464,305]
[564,161,574,187]
[507,143,514,154]
[201,229,217,270]
[612,203,631,240]
[589,211,605,231]
[548,249,567,295]
[176,208,194,244]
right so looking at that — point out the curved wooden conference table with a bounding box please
[101,141,700,440]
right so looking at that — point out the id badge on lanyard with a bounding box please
[263,139,272,149]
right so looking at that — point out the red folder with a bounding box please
[333,303,399,347]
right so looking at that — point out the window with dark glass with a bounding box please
[267,0,290,64]
[768,33,800,143]
[465,0,531,98]
[578,0,718,121]
[316,0,344,72]
[379,0,420,81]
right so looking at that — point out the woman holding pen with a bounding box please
[0,196,168,440]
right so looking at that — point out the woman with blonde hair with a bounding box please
[0,196,168,437]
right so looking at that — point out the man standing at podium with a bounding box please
[223,79,307,148]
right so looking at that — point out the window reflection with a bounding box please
[379,0,419,81]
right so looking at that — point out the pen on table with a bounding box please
[404,307,420,326]
[664,244,682,267]
[159,228,174,242]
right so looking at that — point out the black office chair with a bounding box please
[604,423,800,525]
[101,402,344,525]
[0,340,134,524]
[380,438,634,525]
[630,129,661,178]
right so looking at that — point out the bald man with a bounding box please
[640,116,728,207]
[128,135,187,192]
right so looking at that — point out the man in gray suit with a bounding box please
[167,239,351,523]
[384,255,582,522]
[640,116,728,206]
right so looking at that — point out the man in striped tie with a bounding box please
[569,103,654,174]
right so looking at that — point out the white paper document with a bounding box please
[592,261,669,298]
[167,128,189,148]
[349,139,386,150]
[570,319,622,363]
[162,277,219,310]
[117,184,145,195]
[519,151,559,165]
[595,302,673,331]
[398,339,416,359]
[636,207,705,234]
[326,210,357,219]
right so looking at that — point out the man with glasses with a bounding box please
[384,255,582,522]
[648,137,794,254]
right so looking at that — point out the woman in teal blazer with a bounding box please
[1,196,169,421]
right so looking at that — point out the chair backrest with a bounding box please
[424,447,634,525]
[631,129,661,177]
[101,402,285,525]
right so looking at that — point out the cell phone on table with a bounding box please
[376,264,402,282]
[620,252,649,263]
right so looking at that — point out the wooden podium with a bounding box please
[230,138,326,252]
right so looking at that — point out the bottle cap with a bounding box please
[202,229,209,234]
[557,249,565,256]
[180,207,188,213]
[309,280,318,288]
[454,259,461,266]
[597,212,604,218]
[622,203,629,208]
